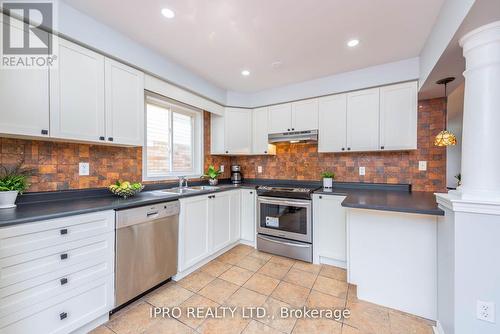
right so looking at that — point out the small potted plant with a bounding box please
[203,165,222,186]
[321,171,335,189]
[455,173,462,187]
[0,161,34,209]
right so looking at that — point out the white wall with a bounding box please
[446,83,465,188]
[56,1,227,105]
[419,0,475,88]
[227,58,420,108]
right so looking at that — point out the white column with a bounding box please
[458,21,500,201]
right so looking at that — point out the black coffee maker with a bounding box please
[231,165,242,184]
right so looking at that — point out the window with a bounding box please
[144,95,203,180]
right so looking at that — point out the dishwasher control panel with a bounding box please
[115,201,180,229]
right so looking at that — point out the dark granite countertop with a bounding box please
[0,180,443,227]
[315,187,443,216]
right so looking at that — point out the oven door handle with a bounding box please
[257,197,311,207]
[258,235,311,248]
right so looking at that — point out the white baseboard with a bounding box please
[172,241,242,281]
[318,256,347,269]
[239,239,256,247]
[433,321,445,334]
[72,314,109,334]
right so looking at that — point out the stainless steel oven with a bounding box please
[256,185,317,262]
[257,196,312,242]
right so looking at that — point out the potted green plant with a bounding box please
[203,165,222,186]
[0,161,34,209]
[321,171,335,189]
[455,173,462,187]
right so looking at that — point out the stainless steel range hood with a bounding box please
[268,130,318,143]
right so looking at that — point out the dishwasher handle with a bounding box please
[116,201,180,229]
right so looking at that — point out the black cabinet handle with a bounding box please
[264,151,267,154]
[292,128,295,131]
[60,278,68,285]
[60,253,68,260]
[381,146,385,150]
[347,147,351,151]
[319,195,322,199]
[60,228,68,235]
[41,129,48,135]
[225,151,229,154]
[60,312,68,320]
[99,136,105,141]
[249,191,253,194]
[108,137,114,142]
[341,148,345,151]
[287,129,290,131]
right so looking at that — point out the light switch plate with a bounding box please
[419,161,427,171]
[257,166,263,174]
[79,162,89,176]
[220,165,224,172]
[359,167,366,176]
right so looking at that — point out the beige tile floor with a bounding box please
[92,244,435,334]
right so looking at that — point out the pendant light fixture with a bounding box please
[434,77,458,147]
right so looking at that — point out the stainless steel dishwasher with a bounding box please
[115,201,179,308]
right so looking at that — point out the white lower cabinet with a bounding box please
[312,194,347,267]
[240,189,256,244]
[178,190,242,273]
[0,211,115,334]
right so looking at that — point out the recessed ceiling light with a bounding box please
[241,70,250,76]
[347,39,359,47]
[161,8,175,19]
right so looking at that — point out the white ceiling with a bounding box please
[63,0,445,93]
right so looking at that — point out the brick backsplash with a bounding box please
[0,99,446,193]
[230,98,447,192]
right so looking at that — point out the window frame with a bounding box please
[143,93,204,181]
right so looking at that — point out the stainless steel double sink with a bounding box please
[158,185,220,195]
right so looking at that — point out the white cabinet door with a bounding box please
[210,192,232,253]
[253,107,270,154]
[210,114,225,154]
[346,88,380,152]
[179,195,210,271]
[229,190,241,243]
[50,39,105,143]
[105,58,144,146]
[240,189,256,244]
[268,103,292,133]
[318,94,347,152]
[312,194,347,265]
[380,81,417,151]
[224,108,252,154]
[0,18,50,138]
[291,99,319,131]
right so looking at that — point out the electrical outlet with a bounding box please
[477,300,495,323]
[359,167,366,176]
[419,161,427,171]
[257,166,263,174]
[79,162,89,176]
[220,165,224,172]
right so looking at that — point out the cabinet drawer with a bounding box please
[0,275,113,334]
[0,232,113,288]
[0,211,114,258]
[1,258,113,318]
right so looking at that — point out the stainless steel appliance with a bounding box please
[268,130,318,143]
[256,185,318,262]
[115,201,179,307]
[231,165,243,184]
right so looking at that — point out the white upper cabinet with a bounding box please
[252,107,276,155]
[380,81,418,150]
[50,39,106,143]
[318,94,347,152]
[291,99,319,131]
[105,58,144,146]
[268,103,292,133]
[0,19,50,138]
[224,108,252,154]
[346,88,380,152]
